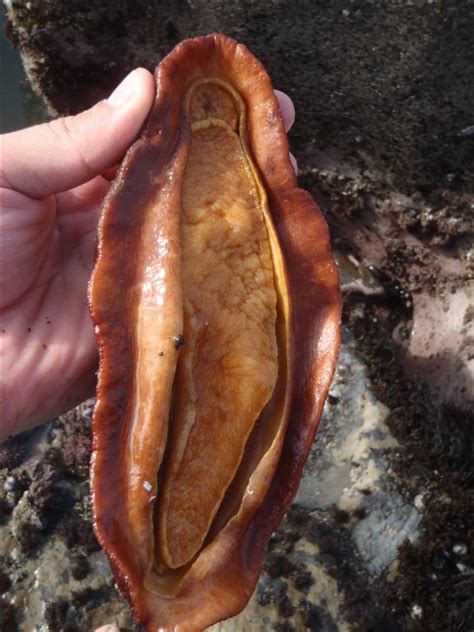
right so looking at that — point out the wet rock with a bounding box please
[0,598,17,630]
[0,569,11,594]
[70,554,90,581]
[4,1,474,198]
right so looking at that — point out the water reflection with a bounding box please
[1,11,49,132]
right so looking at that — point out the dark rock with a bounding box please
[0,570,12,594]
[0,598,17,630]
[70,554,89,581]
[5,1,474,197]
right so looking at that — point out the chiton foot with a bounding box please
[89,33,341,631]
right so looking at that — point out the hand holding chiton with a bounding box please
[89,34,341,631]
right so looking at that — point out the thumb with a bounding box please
[1,68,155,199]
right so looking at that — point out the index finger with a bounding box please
[274,90,296,133]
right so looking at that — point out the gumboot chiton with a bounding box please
[89,33,341,631]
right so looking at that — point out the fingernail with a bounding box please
[107,70,139,108]
[274,89,295,133]
[289,153,298,175]
[94,625,120,632]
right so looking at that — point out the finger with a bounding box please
[55,176,110,215]
[102,165,120,181]
[94,626,120,632]
[54,178,109,244]
[274,90,296,132]
[2,68,155,199]
[289,152,298,175]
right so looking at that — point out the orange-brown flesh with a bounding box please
[157,80,281,569]
[90,34,342,632]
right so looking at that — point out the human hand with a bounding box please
[0,75,295,443]
[0,69,155,441]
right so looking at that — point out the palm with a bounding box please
[1,177,109,436]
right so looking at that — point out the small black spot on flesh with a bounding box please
[173,334,185,350]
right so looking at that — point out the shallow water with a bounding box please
[0,12,48,133]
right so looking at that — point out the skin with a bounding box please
[0,70,296,444]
